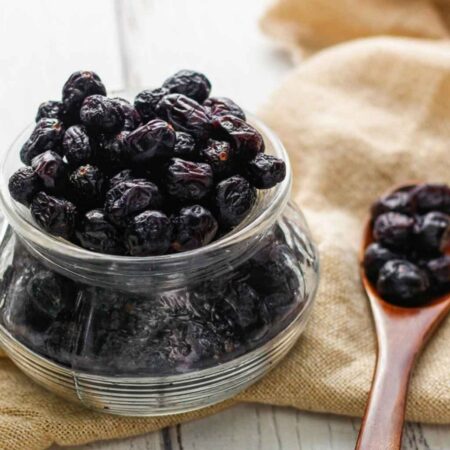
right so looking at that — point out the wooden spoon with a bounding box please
[355,187,450,450]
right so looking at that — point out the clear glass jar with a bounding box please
[0,116,319,416]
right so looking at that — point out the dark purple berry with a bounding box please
[199,140,234,179]
[377,260,430,305]
[371,190,414,219]
[245,153,286,189]
[162,70,211,103]
[96,131,130,172]
[8,167,43,206]
[125,210,172,256]
[414,212,449,255]
[426,255,450,287]
[62,125,93,167]
[166,158,213,202]
[31,150,66,191]
[108,169,136,189]
[411,183,450,214]
[112,97,141,131]
[373,212,414,250]
[80,95,124,134]
[156,94,212,140]
[171,205,218,252]
[31,192,77,239]
[62,71,106,123]
[125,119,176,165]
[216,175,256,227]
[69,165,105,209]
[76,209,123,254]
[36,100,63,122]
[212,115,264,160]
[20,119,65,165]
[104,180,163,227]
[134,87,169,123]
[363,242,401,282]
[173,132,197,159]
[204,97,245,121]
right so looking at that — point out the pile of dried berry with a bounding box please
[8,70,286,256]
[364,183,450,305]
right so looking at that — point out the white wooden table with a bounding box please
[1,1,449,449]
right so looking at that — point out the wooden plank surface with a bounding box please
[1,1,450,449]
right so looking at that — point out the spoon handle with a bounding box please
[355,337,417,450]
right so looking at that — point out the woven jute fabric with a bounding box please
[2,9,450,450]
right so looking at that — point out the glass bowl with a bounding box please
[0,115,319,416]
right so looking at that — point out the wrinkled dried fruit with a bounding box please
[173,131,197,159]
[377,260,429,304]
[373,212,414,250]
[31,192,77,239]
[125,210,172,255]
[62,125,93,167]
[204,96,246,121]
[62,71,106,123]
[426,255,450,287]
[363,242,401,282]
[156,94,211,140]
[414,212,449,255]
[104,180,162,227]
[36,100,63,122]
[166,158,213,202]
[163,70,211,103]
[171,205,218,251]
[371,189,414,218]
[411,183,450,214]
[76,209,123,254]
[199,139,234,179]
[112,97,141,131]
[96,131,130,172]
[212,115,264,160]
[69,164,105,209]
[216,175,256,227]
[20,119,65,165]
[80,95,124,134]
[125,119,176,165]
[8,167,43,206]
[134,87,169,123]
[245,153,286,189]
[31,150,66,191]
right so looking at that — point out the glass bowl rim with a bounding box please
[0,114,292,265]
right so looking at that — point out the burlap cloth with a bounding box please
[2,2,450,449]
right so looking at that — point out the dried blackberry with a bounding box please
[373,212,414,251]
[20,119,65,165]
[204,96,246,121]
[212,115,264,161]
[62,125,93,167]
[377,260,430,305]
[125,210,172,256]
[62,71,106,123]
[166,158,213,202]
[245,153,286,189]
[31,192,77,239]
[125,119,176,165]
[163,70,211,103]
[171,205,218,251]
[134,87,169,123]
[104,180,163,227]
[69,165,105,209]
[156,94,212,140]
[8,167,43,206]
[216,175,256,227]
[36,100,63,122]
[31,150,67,191]
[199,139,234,179]
[76,209,123,254]
[80,95,124,134]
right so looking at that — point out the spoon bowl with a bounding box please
[355,184,450,450]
